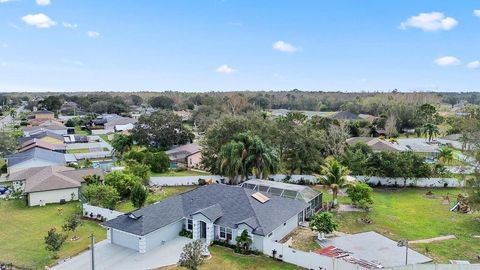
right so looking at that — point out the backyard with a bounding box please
[161,245,301,270]
[307,187,480,263]
[115,185,196,212]
[151,169,211,177]
[0,199,106,269]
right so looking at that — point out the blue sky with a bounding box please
[0,0,479,92]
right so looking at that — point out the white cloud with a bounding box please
[215,64,236,74]
[36,0,50,6]
[87,31,100,38]
[467,60,480,70]
[273,41,298,53]
[0,0,17,3]
[474,10,480,17]
[62,22,78,29]
[400,12,458,32]
[21,13,56,28]
[435,56,461,67]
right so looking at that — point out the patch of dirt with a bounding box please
[280,227,318,251]
[409,235,456,244]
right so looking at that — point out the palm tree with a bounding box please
[217,132,279,184]
[218,140,247,184]
[422,123,439,143]
[438,147,454,164]
[320,158,350,207]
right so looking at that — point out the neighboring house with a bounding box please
[329,111,360,120]
[165,143,202,168]
[396,138,439,159]
[60,101,78,115]
[241,179,322,218]
[104,184,308,254]
[23,124,71,136]
[5,148,69,173]
[2,166,103,206]
[346,137,408,152]
[17,138,66,153]
[87,115,137,134]
[32,110,55,120]
[19,131,65,145]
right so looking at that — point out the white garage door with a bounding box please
[112,229,139,251]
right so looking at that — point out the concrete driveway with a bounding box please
[52,237,193,270]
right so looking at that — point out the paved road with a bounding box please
[52,237,192,270]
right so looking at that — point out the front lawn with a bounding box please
[0,199,106,269]
[332,188,480,263]
[115,186,196,212]
[151,169,211,177]
[162,245,301,270]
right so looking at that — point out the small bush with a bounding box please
[179,229,193,239]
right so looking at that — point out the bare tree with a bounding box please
[385,115,398,138]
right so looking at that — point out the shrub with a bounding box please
[44,228,67,258]
[346,182,373,209]
[83,184,120,209]
[62,213,83,235]
[235,230,252,254]
[130,183,148,208]
[104,171,142,198]
[178,240,204,270]
[126,161,151,185]
[310,212,338,235]
[179,229,193,238]
[198,179,207,186]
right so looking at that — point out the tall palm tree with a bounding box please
[438,147,454,164]
[320,158,350,207]
[218,140,247,184]
[218,132,279,184]
[422,123,439,143]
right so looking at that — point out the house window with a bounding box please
[187,219,193,231]
[219,227,233,241]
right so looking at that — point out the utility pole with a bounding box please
[397,239,408,265]
[90,234,95,270]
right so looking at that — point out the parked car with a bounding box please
[0,186,9,195]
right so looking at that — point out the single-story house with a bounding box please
[2,166,103,206]
[5,148,70,173]
[19,131,65,145]
[104,184,308,254]
[17,138,66,153]
[241,179,322,218]
[63,134,89,144]
[165,143,202,168]
[396,138,439,159]
[32,110,55,120]
[23,124,71,137]
[87,115,137,134]
[346,137,408,152]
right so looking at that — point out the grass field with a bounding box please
[116,185,196,212]
[66,148,91,154]
[74,126,89,135]
[162,245,301,270]
[151,169,211,177]
[328,188,480,263]
[0,199,106,269]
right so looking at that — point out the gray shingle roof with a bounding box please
[6,148,67,167]
[104,184,308,236]
[7,166,103,193]
[18,131,64,144]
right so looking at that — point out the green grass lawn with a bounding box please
[67,148,91,154]
[99,134,110,142]
[151,169,211,177]
[74,126,89,135]
[330,188,480,263]
[116,186,196,212]
[163,245,301,270]
[0,199,106,269]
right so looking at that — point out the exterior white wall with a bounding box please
[82,203,123,220]
[111,229,139,251]
[114,123,134,132]
[145,219,183,251]
[356,176,462,187]
[28,188,78,206]
[265,212,299,242]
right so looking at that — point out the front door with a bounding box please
[200,221,207,239]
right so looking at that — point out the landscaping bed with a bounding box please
[160,245,301,270]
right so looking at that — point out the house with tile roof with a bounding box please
[2,166,103,206]
[104,184,309,253]
[346,137,408,152]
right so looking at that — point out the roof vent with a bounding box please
[128,213,142,220]
[251,192,270,203]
